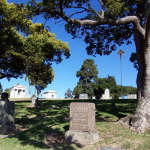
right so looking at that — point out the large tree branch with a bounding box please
[37,4,145,37]
[68,10,86,18]
[97,0,104,19]
[98,0,104,8]
[32,0,38,8]
[59,0,64,15]
[0,72,17,79]
[63,15,145,37]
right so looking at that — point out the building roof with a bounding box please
[10,84,26,90]
[43,90,56,94]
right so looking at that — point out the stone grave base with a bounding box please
[0,124,16,139]
[0,134,12,139]
[65,130,100,146]
[101,146,126,150]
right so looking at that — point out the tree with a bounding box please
[24,75,32,95]
[28,0,150,132]
[72,83,83,98]
[130,53,139,70]
[0,82,2,95]
[93,76,137,99]
[117,50,124,87]
[93,76,120,99]
[121,86,137,95]
[4,88,10,97]
[106,76,121,99]
[65,88,73,99]
[0,0,70,87]
[73,59,98,98]
[92,82,104,99]
[117,49,124,97]
[26,64,54,97]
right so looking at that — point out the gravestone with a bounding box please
[30,95,39,107]
[79,93,88,99]
[101,88,112,99]
[65,102,99,146]
[101,146,126,150]
[0,92,15,138]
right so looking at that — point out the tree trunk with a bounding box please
[119,21,150,133]
[129,46,150,132]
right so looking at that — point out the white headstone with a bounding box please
[101,88,112,99]
[79,93,88,99]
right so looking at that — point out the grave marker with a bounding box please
[65,102,99,146]
[70,102,96,132]
[79,93,88,99]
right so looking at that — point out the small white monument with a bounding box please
[43,90,56,99]
[127,94,137,99]
[101,88,112,100]
[10,84,30,98]
[79,93,88,99]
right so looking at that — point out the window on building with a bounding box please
[18,89,21,95]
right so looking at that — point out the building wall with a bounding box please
[127,94,137,99]
[43,91,56,99]
[10,84,30,98]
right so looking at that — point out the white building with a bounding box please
[43,90,57,99]
[10,84,30,98]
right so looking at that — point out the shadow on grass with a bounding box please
[13,101,76,150]
[12,99,137,149]
[13,127,75,150]
[94,99,137,122]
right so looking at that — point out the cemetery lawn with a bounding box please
[0,99,150,150]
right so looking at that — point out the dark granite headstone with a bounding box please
[0,92,15,138]
[1,92,9,102]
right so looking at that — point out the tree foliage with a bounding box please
[28,0,143,55]
[121,86,137,95]
[0,0,70,92]
[93,76,119,99]
[10,0,150,132]
[4,88,10,97]
[0,82,2,95]
[73,59,98,98]
[74,71,137,99]
[64,88,73,99]
[130,53,139,70]
[93,76,137,99]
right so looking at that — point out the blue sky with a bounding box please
[2,0,137,98]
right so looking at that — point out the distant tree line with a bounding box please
[69,59,137,99]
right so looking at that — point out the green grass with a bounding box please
[0,99,150,150]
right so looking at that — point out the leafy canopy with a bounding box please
[73,59,98,98]
[27,0,144,56]
[0,0,70,90]
[0,82,2,95]
[64,88,73,98]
